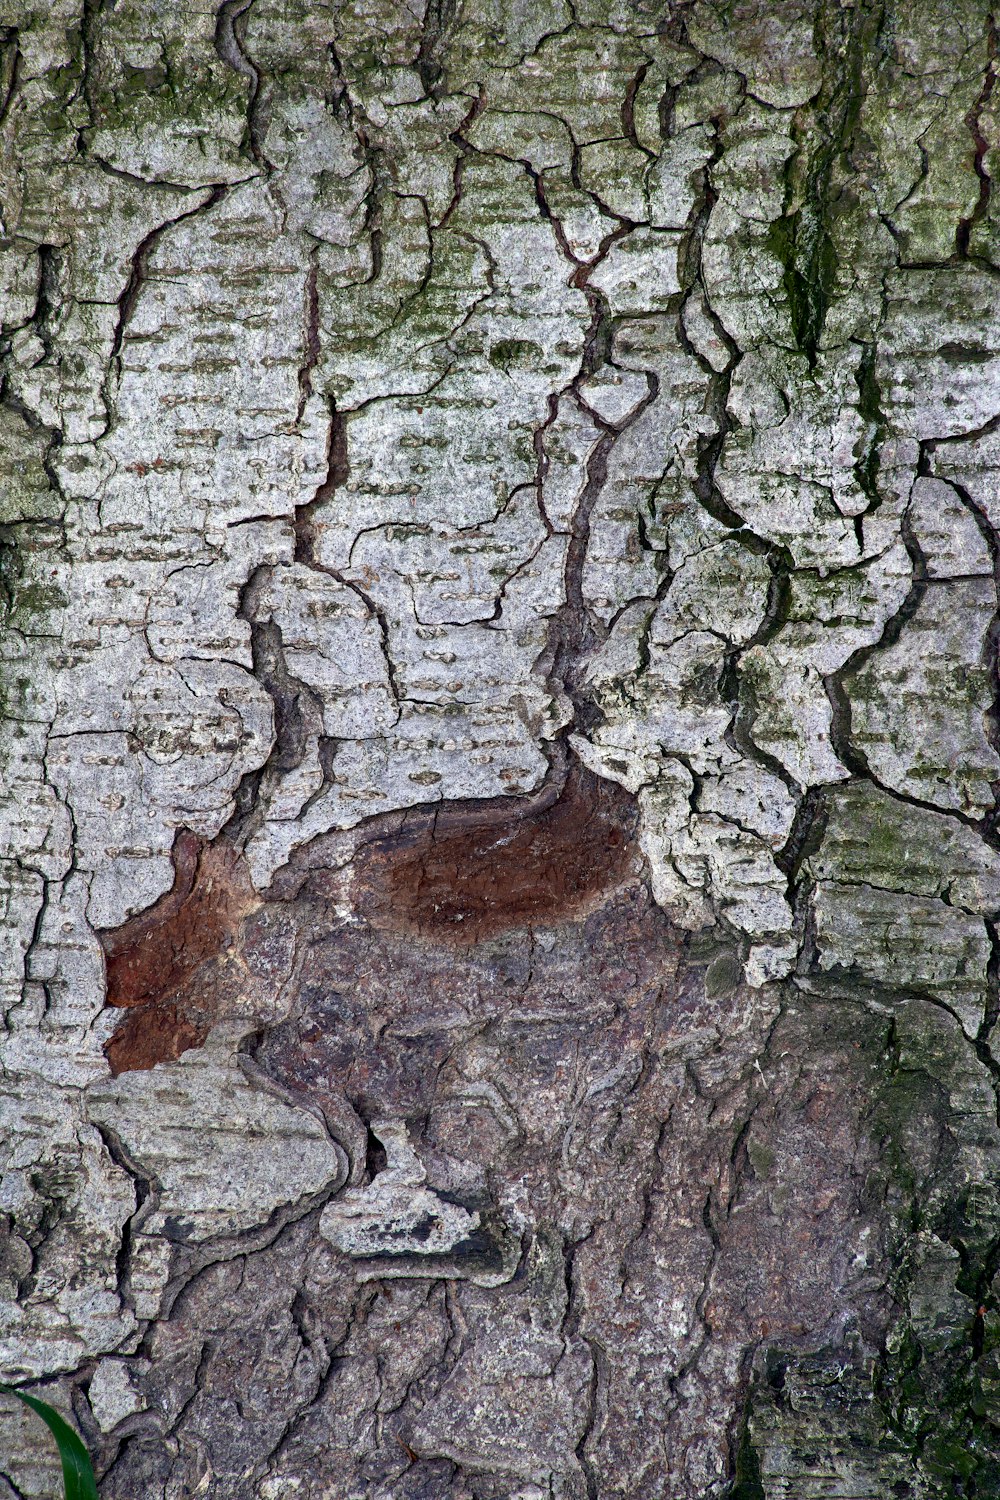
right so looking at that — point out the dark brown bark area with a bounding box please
[101,874,893,1498]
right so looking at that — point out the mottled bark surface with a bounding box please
[2,0,1000,1495]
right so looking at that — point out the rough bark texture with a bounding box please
[2,0,1000,1495]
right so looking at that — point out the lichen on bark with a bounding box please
[3,0,1000,1496]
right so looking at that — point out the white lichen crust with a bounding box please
[3,1,1000,1496]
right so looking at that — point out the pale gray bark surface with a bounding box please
[1,0,1000,1495]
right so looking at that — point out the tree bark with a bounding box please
[2,0,1000,1495]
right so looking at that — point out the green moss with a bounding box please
[728,1415,765,1500]
[865,1020,1000,1494]
[767,208,838,368]
[768,1,886,365]
[0,528,21,613]
[488,337,542,372]
[10,581,67,630]
[734,998,1000,1496]
[853,341,885,507]
[121,61,169,95]
[746,1140,775,1180]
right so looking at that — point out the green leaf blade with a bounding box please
[0,1384,99,1500]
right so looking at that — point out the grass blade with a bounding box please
[0,1384,98,1500]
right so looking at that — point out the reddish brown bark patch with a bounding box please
[350,763,639,944]
[105,1003,209,1076]
[98,764,641,1075]
[100,831,257,1074]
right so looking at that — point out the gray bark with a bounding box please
[1,0,999,1495]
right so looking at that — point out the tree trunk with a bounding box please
[2,1,1000,1495]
